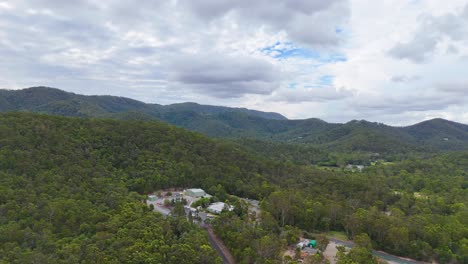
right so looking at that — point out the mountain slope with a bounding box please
[1,87,468,154]
[1,113,466,263]
[403,118,468,151]
[0,87,286,120]
[161,102,286,120]
[1,112,271,263]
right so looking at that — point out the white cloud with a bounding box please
[388,5,468,63]
[271,87,351,103]
[0,1,13,10]
[179,0,349,47]
[0,0,467,125]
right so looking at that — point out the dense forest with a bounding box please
[2,87,468,157]
[0,113,467,263]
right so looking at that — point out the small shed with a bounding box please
[309,240,317,248]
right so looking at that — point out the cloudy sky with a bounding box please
[1,0,467,125]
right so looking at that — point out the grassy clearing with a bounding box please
[327,231,348,240]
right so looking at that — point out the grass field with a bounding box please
[327,231,348,240]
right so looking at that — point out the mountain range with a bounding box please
[1,86,468,154]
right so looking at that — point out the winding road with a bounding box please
[329,238,429,264]
[204,225,236,264]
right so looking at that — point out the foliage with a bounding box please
[0,112,467,263]
[212,213,286,263]
[304,252,330,264]
[316,234,330,252]
[259,153,467,263]
[2,87,468,157]
[191,197,211,208]
[335,244,379,264]
[0,113,234,263]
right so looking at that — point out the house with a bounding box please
[297,242,307,249]
[346,164,365,171]
[184,206,198,217]
[148,195,157,202]
[185,188,207,198]
[356,165,365,171]
[207,202,234,214]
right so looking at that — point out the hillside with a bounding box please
[403,118,468,151]
[0,87,286,120]
[0,112,296,263]
[1,87,468,155]
[0,112,254,263]
[0,112,466,263]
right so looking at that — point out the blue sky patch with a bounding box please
[302,75,335,89]
[287,82,298,89]
[318,75,335,86]
[260,41,347,63]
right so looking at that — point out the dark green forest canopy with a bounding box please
[0,112,467,263]
[2,87,468,156]
[0,113,239,263]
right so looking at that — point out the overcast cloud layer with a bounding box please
[0,0,467,125]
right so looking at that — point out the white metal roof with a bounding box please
[207,202,234,213]
[187,188,205,193]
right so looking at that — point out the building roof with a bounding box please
[187,188,206,193]
[207,202,234,213]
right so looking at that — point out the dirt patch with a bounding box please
[323,241,341,264]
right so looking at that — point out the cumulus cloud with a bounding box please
[179,0,349,47]
[1,0,468,125]
[271,87,351,103]
[390,75,421,83]
[354,85,468,115]
[388,35,439,63]
[357,96,463,114]
[436,82,468,95]
[169,53,280,98]
[388,5,468,63]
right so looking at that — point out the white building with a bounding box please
[207,202,234,214]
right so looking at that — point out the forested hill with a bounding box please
[0,86,287,120]
[1,112,466,263]
[1,87,468,154]
[0,112,281,263]
[0,112,281,196]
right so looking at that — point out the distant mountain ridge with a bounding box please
[0,86,286,120]
[1,86,468,154]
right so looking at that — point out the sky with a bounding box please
[0,0,467,125]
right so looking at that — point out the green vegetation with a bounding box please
[0,112,467,263]
[335,234,380,264]
[2,87,467,158]
[214,214,284,262]
[259,153,468,263]
[235,138,331,165]
[0,86,285,120]
[327,231,348,241]
[0,112,260,263]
